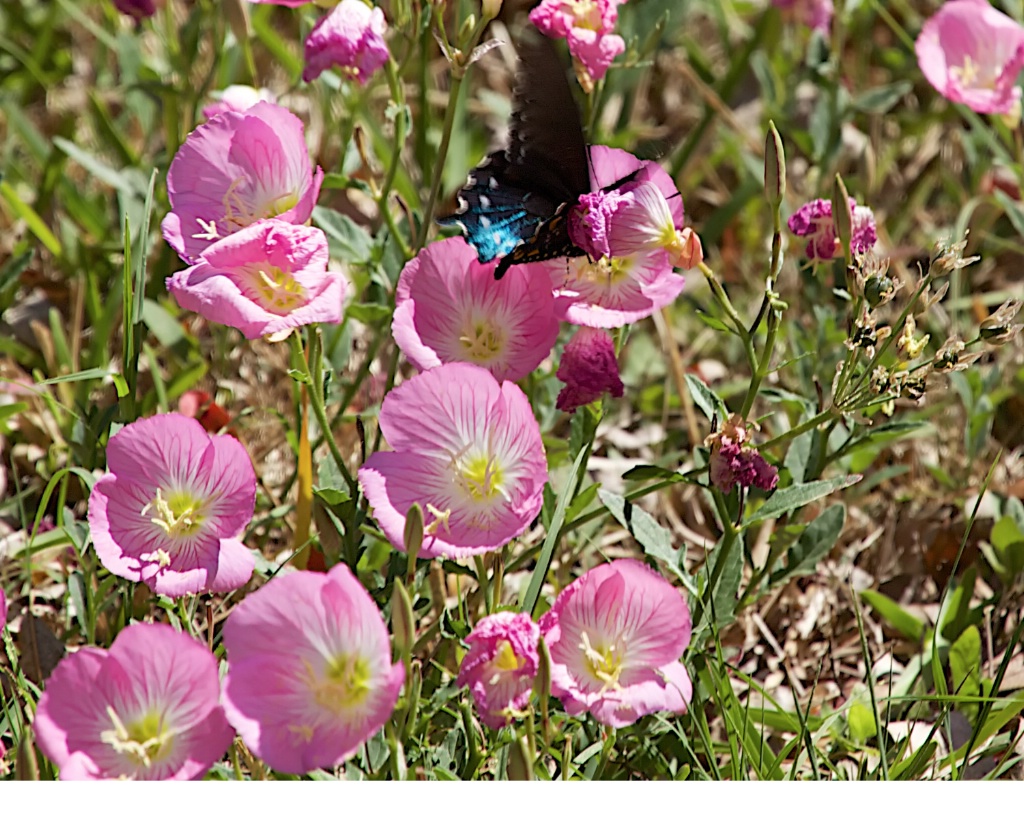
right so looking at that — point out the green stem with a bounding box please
[293,329,358,497]
[699,262,758,373]
[740,305,780,418]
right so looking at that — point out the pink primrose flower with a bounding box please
[114,0,159,19]
[529,0,626,82]
[773,0,833,33]
[33,622,234,780]
[539,559,692,727]
[202,85,278,120]
[556,326,624,413]
[358,362,548,559]
[457,611,541,730]
[706,414,778,494]
[916,0,1024,115]
[530,146,686,327]
[393,237,559,382]
[161,101,323,263]
[87,413,256,597]
[221,564,404,774]
[303,0,390,84]
[787,197,876,261]
[167,219,343,340]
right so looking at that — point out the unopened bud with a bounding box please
[764,122,786,209]
[403,502,423,565]
[831,175,852,260]
[391,578,416,661]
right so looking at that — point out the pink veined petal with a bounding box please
[393,237,558,382]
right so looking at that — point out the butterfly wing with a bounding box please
[438,35,591,276]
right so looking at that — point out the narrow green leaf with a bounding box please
[860,589,925,641]
[598,489,697,594]
[745,476,861,526]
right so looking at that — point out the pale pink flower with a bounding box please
[202,85,277,120]
[303,0,389,84]
[787,197,876,261]
[87,413,256,598]
[161,101,323,263]
[167,219,344,340]
[529,0,626,82]
[221,564,404,774]
[457,612,540,730]
[706,414,778,494]
[773,0,833,33]
[556,327,623,413]
[569,159,696,269]
[33,622,234,780]
[539,559,692,728]
[916,0,1024,115]
[530,146,685,328]
[114,0,159,19]
[358,362,548,559]
[393,237,559,383]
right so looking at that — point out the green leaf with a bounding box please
[141,299,185,348]
[695,311,730,333]
[346,303,392,325]
[314,207,374,263]
[850,81,911,114]
[745,476,861,526]
[685,373,726,422]
[860,589,924,641]
[621,464,688,483]
[773,503,845,582]
[598,489,697,594]
[949,625,981,696]
[847,701,877,743]
[994,189,1024,239]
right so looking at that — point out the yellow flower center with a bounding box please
[574,256,631,287]
[239,263,308,315]
[580,631,623,692]
[458,452,504,501]
[145,487,205,538]
[491,640,522,674]
[951,55,996,90]
[310,653,372,715]
[100,706,174,771]
[459,317,503,362]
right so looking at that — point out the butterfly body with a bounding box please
[438,36,591,279]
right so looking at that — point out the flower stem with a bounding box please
[293,329,358,498]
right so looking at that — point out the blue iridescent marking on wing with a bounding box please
[438,36,591,278]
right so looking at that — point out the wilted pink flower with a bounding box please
[706,414,778,494]
[202,85,277,119]
[540,559,692,727]
[916,0,1024,115]
[87,413,256,597]
[33,623,234,780]
[303,0,389,84]
[556,327,623,413]
[222,564,404,774]
[359,362,548,559]
[113,0,159,19]
[167,219,343,340]
[530,0,626,82]
[787,197,876,261]
[773,0,833,33]
[530,146,685,328]
[457,612,541,730]
[161,102,323,263]
[393,237,559,382]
